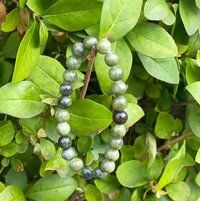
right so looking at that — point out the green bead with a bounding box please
[96,39,112,54]
[57,122,70,135]
[59,96,72,109]
[62,147,77,161]
[100,160,115,173]
[112,96,127,111]
[83,36,98,50]
[63,70,77,83]
[69,158,84,172]
[105,148,119,161]
[66,55,81,70]
[109,66,124,81]
[55,109,70,122]
[111,81,127,96]
[111,124,127,138]
[94,168,107,179]
[110,137,123,150]
[72,43,85,57]
[105,53,119,67]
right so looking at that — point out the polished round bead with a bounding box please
[60,83,73,96]
[72,43,85,57]
[69,158,84,172]
[110,138,123,150]
[83,36,98,50]
[62,147,77,161]
[63,70,77,83]
[105,53,119,67]
[59,96,72,109]
[109,66,124,81]
[113,111,128,125]
[100,160,115,173]
[112,96,127,111]
[96,39,112,54]
[111,124,127,138]
[66,55,81,70]
[94,167,107,179]
[81,166,94,180]
[55,109,70,123]
[111,81,127,96]
[58,136,72,149]
[57,122,70,135]
[105,148,119,161]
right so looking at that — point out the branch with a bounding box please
[173,100,196,107]
[80,47,96,99]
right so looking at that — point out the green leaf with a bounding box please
[186,59,200,84]
[0,185,25,201]
[12,21,40,83]
[186,81,200,105]
[196,0,200,8]
[19,0,27,8]
[144,0,170,21]
[39,20,48,47]
[95,38,132,94]
[99,0,143,41]
[0,81,46,118]
[195,149,200,163]
[85,184,103,201]
[196,172,200,187]
[0,121,15,146]
[138,54,179,84]
[77,136,93,154]
[27,0,102,31]
[1,8,20,32]
[40,138,56,160]
[26,174,77,201]
[179,0,200,36]
[126,22,178,58]
[116,160,148,188]
[166,181,190,201]
[0,142,18,157]
[0,61,13,87]
[68,99,112,136]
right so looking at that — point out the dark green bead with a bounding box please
[83,36,98,50]
[58,136,72,149]
[94,168,107,179]
[66,55,81,70]
[72,43,85,57]
[59,96,72,109]
[82,166,94,180]
[63,70,77,83]
[60,83,73,96]
[113,111,128,125]
[61,147,77,161]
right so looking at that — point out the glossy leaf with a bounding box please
[85,185,103,201]
[0,61,13,87]
[186,81,200,105]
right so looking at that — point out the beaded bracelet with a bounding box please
[55,36,128,180]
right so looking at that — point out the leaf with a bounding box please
[179,0,200,36]
[95,38,132,94]
[0,142,18,157]
[85,185,103,201]
[195,149,200,163]
[68,99,112,136]
[1,8,20,32]
[196,172,200,187]
[0,121,15,146]
[196,0,200,8]
[138,54,179,84]
[40,138,56,160]
[126,22,178,58]
[99,0,143,41]
[12,21,40,83]
[26,174,77,201]
[27,0,102,31]
[77,136,93,154]
[0,185,25,201]
[39,20,48,47]
[144,0,170,21]
[0,81,46,118]
[19,0,27,8]
[116,160,148,188]
[0,61,13,87]
[186,81,200,105]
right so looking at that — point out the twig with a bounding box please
[173,100,196,107]
[80,47,96,99]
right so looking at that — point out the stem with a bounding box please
[80,47,96,99]
[173,100,196,107]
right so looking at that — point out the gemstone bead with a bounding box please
[96,39,112,54]
[94,167,107,179]
[83,36,98,50]
[57,122,70,135]
[69,158,84,172]
[55,109,70,123]
[111,81,127,96]
[59,96,72,109]
[110,138,123,150]
[105,52,119,67]
[66,55,81,70]
[105,148,119,161]
[58,136,72,149]
[109,66,124,81]
[111,124,127,138]
[100,160,115,173]
[60,83,73,96]
[82,166,94,180]
[112,96,127,111]
[63,70,77,83]
[72,43,85,57]
[62,147,77,161]
[113,111,128,125]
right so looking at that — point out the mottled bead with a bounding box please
[109,66,124,81]
[72,43,85,57]
[83,36,98,50]
[105,53,119,67]
[111,81,127,96]
[69,158,84,172]
[113,111,128,125]
[58,136,72,149]
[110,138,123,150]
[96,39,112,54]
[66,55,81,70]
[94,167,107,179]
[62,147,77,161]
[59,96,72,109]
[60,83,73,96]
[55,109,70,123]
[112,96,127,111]
[63,70,77,83]
[105,148,119,161]
[82,166,94,180]
[111,124,127,138]
[57,122,70,135]
[100,160,115,173]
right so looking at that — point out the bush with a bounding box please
[0,0,200,200]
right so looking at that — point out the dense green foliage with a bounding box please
[0,0,200,200]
